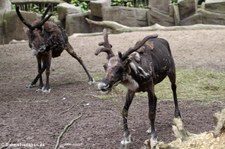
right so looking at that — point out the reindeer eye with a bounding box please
[103,64,108,71]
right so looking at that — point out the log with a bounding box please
[214,108,225,136]
[85,18,225,34]
[142,108,225,149]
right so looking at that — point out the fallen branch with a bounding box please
[59,104,79,115]
[54,114,83,149]
[86,18,225,33]
[1,139,11,149]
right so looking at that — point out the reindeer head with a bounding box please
[97,29,158,92]
[16,6,52,55]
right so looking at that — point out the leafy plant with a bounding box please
[171,0,178,4]
[71,0,89,12]
[30,4,45,14]
[111,0,146,8]
[111,0,178,7]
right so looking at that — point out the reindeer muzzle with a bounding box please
[38,44,46,53]
[98,82,111,92]
[32,44,46,56]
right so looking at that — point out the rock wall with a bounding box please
[180,0,225,25]
[102,6,148,27]
[147,0,175,26]
[1,0,225,44]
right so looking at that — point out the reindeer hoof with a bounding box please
[41,87,51,93]
[146,127,151,134]
[26,84,36,89]
[36,88,42,92]
[149,137,158,149]
[88,78,95,85]
[121,134,132,145]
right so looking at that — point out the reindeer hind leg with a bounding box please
[168,68,181,118]
[65,43,94,84]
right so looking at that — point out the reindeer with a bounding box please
[16,6,94,93]
[96,29,181,148]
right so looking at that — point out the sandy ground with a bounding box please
[0,29,225,149]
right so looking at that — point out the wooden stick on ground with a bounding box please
[1,139,12,149]
[54,114,83,149]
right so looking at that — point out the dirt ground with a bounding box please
[0,29,225,149]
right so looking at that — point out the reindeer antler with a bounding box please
[16,6,33,29]
[16,5,52,30]
[120,34,158,60]
[95,28,115,59]
[41,4,51,20]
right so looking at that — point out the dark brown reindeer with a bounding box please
[96,29,181,148]
[16,6,93,93]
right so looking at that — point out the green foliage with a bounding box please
[111,0,147,8]
[30,4,45,14]
[11,4,57,16]
[111,0,178,8]
[171,0,178,3]
[71,0,89,11]
[112,0,130,7]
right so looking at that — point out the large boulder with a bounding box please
[180,13,203,25]
[0,0,11,12]
[148,0,174,26]
[2,10,38,44]
[65,12,90,35]
[147,8,175,26]
[149,0,171,15]
[102,6,148,27]
[90,0,111,18]
[180,8,225,25]
[57,3,82,22]
[178,0,197,20]
[0,0,12,44]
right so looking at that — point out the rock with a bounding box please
[102,6,148,27]
[147,8,175,26]
[149,0,171,15]
[65,13,90,35]
[90,0,111,18]
[2,10,38,44]
[57,2,82,21]
[205,0,225,14]
[178,0,197,20]
[0,0,11,12]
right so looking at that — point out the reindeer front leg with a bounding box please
[42,51,51,93]
[121,90,135,146]
[147,84,158,149]
[37,55,44,89]
[27,55,44,89]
